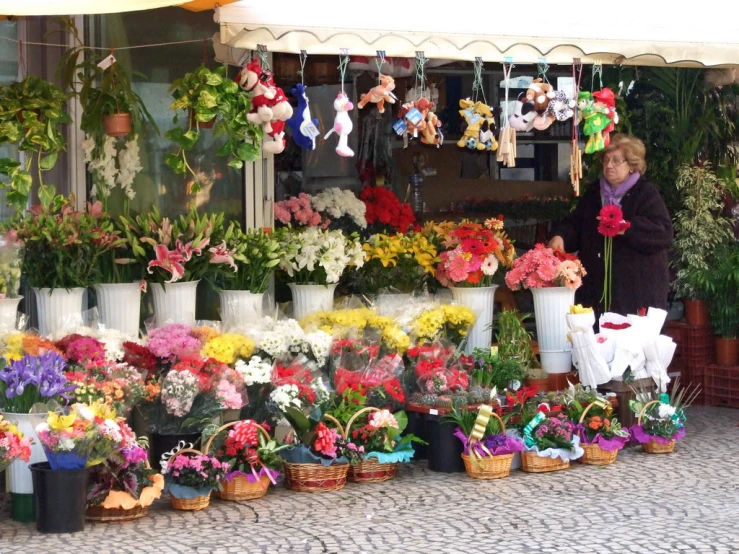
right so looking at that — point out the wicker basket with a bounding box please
[638,400,677,455]
[578,402,620,466]
[521,451,570,473]
[217,475,271,501]
[284,414,349,492]
[349,458,397,483]
[344,407,398,484]
[461,412,514,480]
[86,504,148,523]
[204,421,274,501]
[171,492,211,511]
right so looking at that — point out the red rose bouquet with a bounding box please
[597,205,631,311]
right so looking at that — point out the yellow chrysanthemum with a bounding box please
[201,334,254,365]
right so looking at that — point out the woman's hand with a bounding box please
[548,235,565,251]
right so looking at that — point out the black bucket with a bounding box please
[149,432,201,471]
[425,416,466,473]
[30,462,87,534]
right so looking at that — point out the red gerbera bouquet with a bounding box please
[597,205,631,311]
[360,185,415,233]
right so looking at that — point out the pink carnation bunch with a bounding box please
[147,324,203,363]
[215,379,244,410]
[274,193,324,227]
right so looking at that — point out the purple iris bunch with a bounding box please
[0,352,74,413]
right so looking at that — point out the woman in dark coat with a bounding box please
[549,134,673,318]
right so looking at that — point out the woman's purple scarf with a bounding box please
[601,171,641,206]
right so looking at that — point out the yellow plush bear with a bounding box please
[457,99,498,151]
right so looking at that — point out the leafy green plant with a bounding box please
[685,242,739,338]
[671,164,734,299]
[166,64,262,193]
[0,76,72,212]
[7,199,125,289]
[470,348,525,390]
[494,310,534,369]
[223,226,284,293]
[442,406,507,436]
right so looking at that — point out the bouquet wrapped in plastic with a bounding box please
[406,339,474,409]
[0,414,31,471]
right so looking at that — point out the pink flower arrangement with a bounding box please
[0,419,32,470]
[65,336,107,364]
[215,379,244,410]
[165,452,229,490]
[505,244,587,290]
[147,324,203,363]
[368,410,399,430]
[274,193,325,227]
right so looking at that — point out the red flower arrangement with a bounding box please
[273,364,317,404]
[360,185,415,233]
[122,342,158,376]
[597,205,631,311]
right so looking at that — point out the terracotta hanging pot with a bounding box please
[715,337,739,367]
[189,108,216,129]
[103,113,132,137]
[683,298,709,327]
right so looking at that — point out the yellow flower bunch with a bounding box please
[411,305,476,343]
[363,233,438,275]
[3,332,25,362]
[201,333,255,365]
[300,308,410,354]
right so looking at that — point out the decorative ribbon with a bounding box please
[523,412,546,448]
[470,403,492,442]
[159,440,194,474]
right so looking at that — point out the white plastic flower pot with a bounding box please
[0,296,22,332]
[451,286,498,354]
[2,412,47,522]
[150,280,199,327]
[219,290,265,327]
[32,287,86,339]
[94,283,141,337]
[289,283,336,322]
[531,286,576,374]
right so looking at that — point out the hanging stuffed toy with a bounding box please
[592,88,618,147]
[526,78,556,114]
[236,59,293,154]
[286,83,319,150]
[509,92,537,132]
[324,91,354,157]
[419,98,443,147]
[549,89,576,122]
[578,91,611,154]
[357,74,397,114]
[457,99,497,151]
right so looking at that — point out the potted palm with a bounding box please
[0,76,72,213]
[671,164,734,326]
[686,242,739,365]
[166,64,262,194]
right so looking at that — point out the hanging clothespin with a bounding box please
[256,44,270,71]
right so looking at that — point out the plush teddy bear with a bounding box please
[509,92,537,132]
[526,78,556,113]
[357,74,397,114]
[286,83,319,150]
[324,92,354,157]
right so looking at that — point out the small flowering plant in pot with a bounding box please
[444,401,524,480]
[278,401,361,492]
[629,379,700,454]
[86,424,164,521]
[161,446,230,511]
[343,406,424,483]
[567,396,629,465]
[203,419,289,501]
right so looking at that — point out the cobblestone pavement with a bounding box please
[0,406,737,554]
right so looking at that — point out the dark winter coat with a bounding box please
[551,178,673,317]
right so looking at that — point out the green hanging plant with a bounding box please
[165,64,262,193]
[0,76,72,212]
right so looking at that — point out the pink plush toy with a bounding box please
[236,60,293,154]
[324,92,354,157]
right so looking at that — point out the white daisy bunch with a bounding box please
[269,384,302,412]
[235,355,273,386]
[280,227,365,285]
[304,330,332,366]
[311,187,367,229]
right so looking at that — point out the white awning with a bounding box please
[215,1,739,68]
[1,0,183,15]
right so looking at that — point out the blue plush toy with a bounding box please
[286,83,320,150]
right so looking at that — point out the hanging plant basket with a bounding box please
[103,113,132,137]
[189,108,216,129]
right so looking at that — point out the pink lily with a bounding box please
[175,237,210,262]
[86,201,103,217]
[208,241,238,272]
[147,244,186,283]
